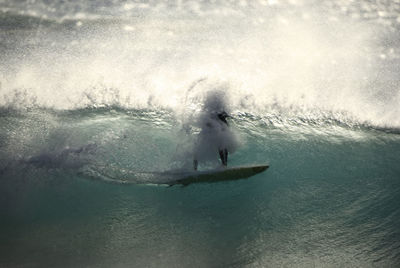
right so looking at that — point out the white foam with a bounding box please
[0,2,399,129]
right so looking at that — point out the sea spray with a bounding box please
[1,1,400,267]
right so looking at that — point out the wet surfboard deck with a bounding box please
[166,164,269,186]
[83,164,269,186]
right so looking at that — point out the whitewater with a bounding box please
[1,0,400,267]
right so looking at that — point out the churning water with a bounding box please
[1,0,400,267]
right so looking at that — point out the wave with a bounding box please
[2,106,400,139]
[1,15,399,129]
[1,2,400,266]
[1,107,399,178]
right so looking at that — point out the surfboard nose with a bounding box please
[252,165,269,172]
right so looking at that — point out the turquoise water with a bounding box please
[1,109,399,267]
[1,0,400,267]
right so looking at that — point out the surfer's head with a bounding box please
[217,111,230,125]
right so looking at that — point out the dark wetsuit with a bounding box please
[217,111,229,166]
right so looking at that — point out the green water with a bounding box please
[1,109,399,267]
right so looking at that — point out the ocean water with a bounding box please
[1,0,400,267]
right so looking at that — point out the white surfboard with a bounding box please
[164,164,269,186]
[84,164,269,186]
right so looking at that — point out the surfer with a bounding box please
[193,110,231,170]
[217,111,229,166]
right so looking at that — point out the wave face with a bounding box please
[1,0,400,267]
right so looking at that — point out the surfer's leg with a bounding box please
[219,149,224,165]
[224,149,228,166]
[219,149,227,166]
[193,159,198,171]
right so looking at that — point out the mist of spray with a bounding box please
[0,1,399,129]
[180,89,241,168]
